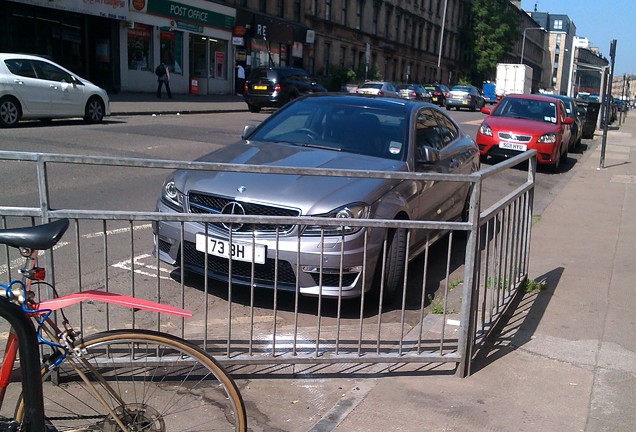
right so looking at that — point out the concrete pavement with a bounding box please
[107,92,636,431]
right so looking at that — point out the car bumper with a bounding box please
[476,134,559,164]
[153,201,382,298]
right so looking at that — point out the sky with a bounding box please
[520,0,636,75]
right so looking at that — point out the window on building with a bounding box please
[294,0,301,21]
[385,9,391,38]
[323,42,331,76]
[395,13,401,42]
[372,5,378,33]
[127,23,153,71]
[325,0,332,20]
[259,0,266,13]
[554,19,563,30]
[356,0,363,30]
[209,39,228,79]
[341,0,347,25]
[339,45,346,67]
[160,30,183,74]
[350,48,356,69]
[239,0,247,6]
[276,0,284,17]
[403,17,408,44]
[437,0,442,17]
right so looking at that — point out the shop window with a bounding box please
[128,22,152,71]
[210,39,228,79]
[160,30,183,75]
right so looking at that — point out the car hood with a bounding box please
[483,116,560,135]
[173,141,407,215]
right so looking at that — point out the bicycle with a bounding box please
[0,218,247,431]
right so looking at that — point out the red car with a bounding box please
[476,94,573,171]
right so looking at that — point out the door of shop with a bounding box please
[189,35,208,95]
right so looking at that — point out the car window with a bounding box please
[432,110,459,146]
[32,60,73,83]
[359,83,382,90]
[415,108,444,151]
[5,59,37,78]
[250,100,406,160]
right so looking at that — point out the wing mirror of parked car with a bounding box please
[480,106,491,115]
[563,117,574,125]
[416,146,441,165]
[242,124,257,140]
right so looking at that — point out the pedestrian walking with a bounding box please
[156,60,172,99]
[235,62,245,96]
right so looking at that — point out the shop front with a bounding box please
[1,0,126,93]
[124,0,235,95]
[234,10,314,77]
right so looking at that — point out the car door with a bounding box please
[33,60,85,116]
[3,58,51,115]
[409,107,454,249]
[557,100,572,150]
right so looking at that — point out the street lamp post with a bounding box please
[520,27,545,65]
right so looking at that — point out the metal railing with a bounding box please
[0,150,536,377]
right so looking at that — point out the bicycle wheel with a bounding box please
[16,329,247,431]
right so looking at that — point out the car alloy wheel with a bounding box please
[84,97,105,123]
[0,96,21,127]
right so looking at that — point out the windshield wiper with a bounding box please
[297,142,342,151]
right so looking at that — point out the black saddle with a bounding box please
[0,219,69,250]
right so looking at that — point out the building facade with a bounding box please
[1,0,474,95]
[530,11,576,95]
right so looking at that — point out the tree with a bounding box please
[470,0,521,82]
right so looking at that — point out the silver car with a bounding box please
[355,81,400,98]
[0,53,110,127]
[154,94,479,300]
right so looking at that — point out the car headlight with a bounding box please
[537,132,557,143]
[479,123,492,137]
[161,179,184,211]
[303,203,370,236]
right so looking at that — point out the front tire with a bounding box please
[16,329,247,431]
[0,96,21,127]
[372,227,407,303]
[84,96,105,123]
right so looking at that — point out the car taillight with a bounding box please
[467,94,472,100]
[244,82,248,93]
[445,91,450,97]
[433,91,441,96]
[378,90,384,96]
[411,91,416,97]
[274,83,281,92]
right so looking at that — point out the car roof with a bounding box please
[504,93,565,103]
[0,52,49,61]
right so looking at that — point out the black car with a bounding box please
[536,93,583,150]
[423,83,450,106]
[243,67,327,113]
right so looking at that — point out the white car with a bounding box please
[0,53,110,127]
[355,81,400,98]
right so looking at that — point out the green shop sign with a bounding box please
[148,0,234,30]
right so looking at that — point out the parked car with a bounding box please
[396,84,432,102]
[536,93,582,150]
[445,84,486,111]
[476,93,573,171]
[0,53,110,127]
[243,67,326,113]
[154,94,479,301]
[355,81,399,98]
[423,83,450,106]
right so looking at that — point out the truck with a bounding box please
[495,63,533,99]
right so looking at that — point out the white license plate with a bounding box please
[499,141,527,152]
[195,234,266,264]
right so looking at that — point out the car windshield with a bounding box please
[451,86,471,92]
[248,99,407,160]
[493,98,558,124]
[359,83,383,90]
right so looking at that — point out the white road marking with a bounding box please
[112,253,172,280]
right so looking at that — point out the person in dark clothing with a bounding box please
[156,60,172,99]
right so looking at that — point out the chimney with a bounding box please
[511,0,522,9]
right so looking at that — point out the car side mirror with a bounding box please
[480,106,491,115]
[563,117,573,125]
[416,146,440,164]
[242,124,257,140]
